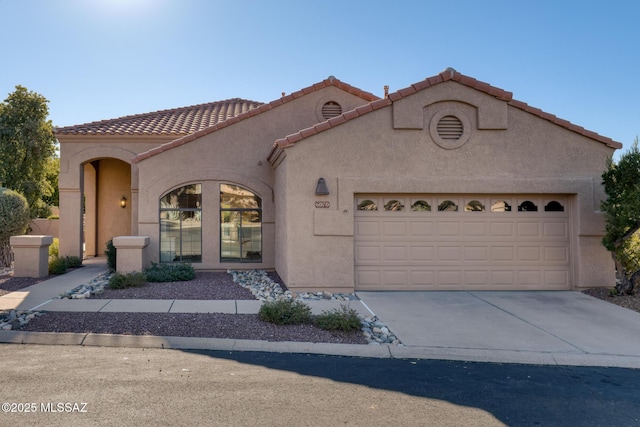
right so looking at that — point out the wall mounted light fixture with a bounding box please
[315,178,329,195]
[120,196,127,208]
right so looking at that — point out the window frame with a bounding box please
[220,184,263,263]
[159,183,202,263]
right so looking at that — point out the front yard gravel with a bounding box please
[1,269,370,344]
[18,312,369,344]
[91,272,256,300]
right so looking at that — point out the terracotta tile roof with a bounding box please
[268,68,622,159]
[132,76,379,163]
[54,98,264,136]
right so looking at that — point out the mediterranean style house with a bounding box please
[55,68,622,293]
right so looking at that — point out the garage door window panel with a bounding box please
[491,200,512,212]
[384,199,405,211]
[411,200,431,211]
[438,200,458,212]
[465,200,485,212]
[518,201,538,212]
[358,199,378,211]
[544,201,565,212]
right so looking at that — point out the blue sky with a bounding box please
[1,0,639,152]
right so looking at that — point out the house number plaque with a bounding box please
[315,201,330,208]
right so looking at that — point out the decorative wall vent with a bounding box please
[321,101,342,120]
[437,115,464,140]
[429,110,471,150]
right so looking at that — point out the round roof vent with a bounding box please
[321,101,342,120]
[437,115,464,140]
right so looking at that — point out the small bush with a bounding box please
[48,255,83,275]
[105,239,116,271]
[144,262,195,282]
[108,272,147,289]
[49,257,68,275]
[49,237,59,258]
[0,187,30,268]
[64,255,83,268]
[314,305,362,332]
[258,299,312,325]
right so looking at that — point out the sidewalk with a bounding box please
[0,258,110,312]
[0,258,372,316]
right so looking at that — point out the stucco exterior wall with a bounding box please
[135,87,372,270]
[96,158,131,255]
[58,135,172,259]
[274,82,616,291]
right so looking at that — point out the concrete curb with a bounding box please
[2,330,640,368]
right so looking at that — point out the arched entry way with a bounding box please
[83,158,131,256]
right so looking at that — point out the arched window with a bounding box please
[438,200,458,212]
[411,200,431,211]
[491,200,511,212]
[220,184,262,263]
[384,200,405,211]
[544,201,565,212]
[518,201,538,212]
[160,184,202,263]
[357,200,378,211]
[465,200,485,212]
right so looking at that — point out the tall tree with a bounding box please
[41,155,60,209]
[601,138,640,294]
[0,85,57,218]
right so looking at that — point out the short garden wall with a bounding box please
[28,218,59,238]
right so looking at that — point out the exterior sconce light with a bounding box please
[315,178,329,195]
[120,196,127,208]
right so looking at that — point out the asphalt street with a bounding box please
[0,344,638,426]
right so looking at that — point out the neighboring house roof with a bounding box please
[54,98,264,136]
[131,76,380,163]
[269,68,622,161]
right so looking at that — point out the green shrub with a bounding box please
[48,257,68,275]
[108,272,147,289]
[49,237,59,258]
[105,239,116,271]
[64,255,82,268]
[0,187,30,267]
[48,255,83,275]
[618,229,640,276]
[314,305,362,332]
[47,214,59,220]
[258,299,312,325]
[144,262,195,282]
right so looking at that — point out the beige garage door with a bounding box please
[354,194,571,291]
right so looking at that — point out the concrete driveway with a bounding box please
[357,291,640,367]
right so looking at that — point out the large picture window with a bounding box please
[160,184,202,263]
[220,184,262,263]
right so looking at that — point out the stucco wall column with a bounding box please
[58,188,83,260]
[10,235,53,278]
[113,236,150,274]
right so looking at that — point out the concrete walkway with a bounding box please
[1,259,640,369]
